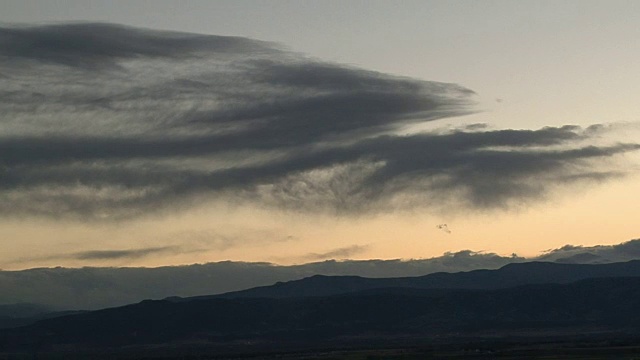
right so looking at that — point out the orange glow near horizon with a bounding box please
[2,171,638,271]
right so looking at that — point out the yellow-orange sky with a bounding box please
[1,1,639,270]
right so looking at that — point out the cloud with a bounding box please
[13,246,184,263]
[71,246,179,260]
[538,239,640,264]
[163,229,297,251]
[300,245,371,261]
[0,23,276,69]
[0,23,637,219]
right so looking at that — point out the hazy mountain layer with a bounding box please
[2,239,639,310]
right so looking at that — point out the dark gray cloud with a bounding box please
[0,23,276,69]
[0,23,637,219]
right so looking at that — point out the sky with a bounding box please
[1,0,639,271]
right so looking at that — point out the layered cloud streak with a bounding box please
[1,23,637,219]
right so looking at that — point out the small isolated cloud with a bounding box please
[0,23,637,220]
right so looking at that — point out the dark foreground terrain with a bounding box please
[3,337,640,359]
[3,261,640,358]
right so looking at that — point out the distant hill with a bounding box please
[2,276,640,353]
[0,303,52,318]
[4,260,640,332]
[0,303,52,330]
[181,260,640,300]
[0,303,85,330]
[0,254,519,310]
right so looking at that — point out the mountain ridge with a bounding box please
[3,275,640,353]
[176,259,640,301]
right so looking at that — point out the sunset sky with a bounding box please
[1,0,639,270]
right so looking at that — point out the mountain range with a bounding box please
[3,260,640,356]
[3,238,639,311]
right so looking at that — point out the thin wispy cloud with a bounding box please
[12,246,184,263]
[300,245,371,261]
[163,229,298,251]
[72,246,179,260]
[1,23,637,220]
